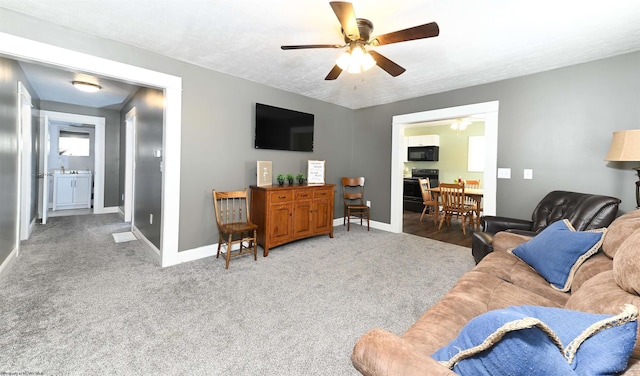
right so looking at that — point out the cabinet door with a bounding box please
[55,176,74,206]
[269,203,293,245]
[312,198,333,234]
[73,176,91,206]
[292,200,313,238]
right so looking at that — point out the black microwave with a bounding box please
[407,146,439,161]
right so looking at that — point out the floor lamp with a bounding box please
[605,130,640,208]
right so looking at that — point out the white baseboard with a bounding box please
[177,220,393,264]
[332,218,393,232]
[132,226,161,264]
[0,246,17,280]
[177,243,217,264]
[100,206,120,214]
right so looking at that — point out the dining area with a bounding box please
[421,178,484,234]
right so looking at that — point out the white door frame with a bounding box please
[40,111,105,214]
[18,82,33,244]
[124,108,136,223]
[390,101,500,233]
[40,115,50,224]
[0,32,182,267]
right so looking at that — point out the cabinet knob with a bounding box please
[278,196,286,199]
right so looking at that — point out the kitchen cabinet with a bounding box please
[250,184,334,256]
[53,173,92,210]
[406,135,440,147]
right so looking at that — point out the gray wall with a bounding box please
[0,9,355,252]
[40,101,122,207]
[355,51,640,222]
[120,88,164,248]
[2,8,639,258]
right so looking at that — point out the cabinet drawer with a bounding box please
[295,190,314,201]
[269,190,293,203]
[314,188,333,199]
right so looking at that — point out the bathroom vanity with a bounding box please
[52,170,92,211]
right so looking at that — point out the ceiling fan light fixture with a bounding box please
[336,46,377,74]
[451,118,471,131]
[72,81,101,93]
[336,51,352,70]
[361,51,376,71]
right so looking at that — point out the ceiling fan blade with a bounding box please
[281,44,342,50]
[372,22,440,46]
[324,65,343,80]
[330,2,360,41]
[368,51,406,77]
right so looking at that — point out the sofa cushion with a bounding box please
[401,269,564,356]
[603,209,640,258]
[570,251,613,294]
[565,271,640,359]
[431,305,638,375]
[509,219,606,292]
[474,251,570,306]
[614,228,640,295]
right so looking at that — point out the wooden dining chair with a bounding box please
[212,189,258,269]
[438,183,475,235]
[342,177,370,231]
[464,179,482,230]
[418,178,439,224]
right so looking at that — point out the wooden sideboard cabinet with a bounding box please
[250,184,335,256]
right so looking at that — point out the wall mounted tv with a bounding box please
[255,103,314,152]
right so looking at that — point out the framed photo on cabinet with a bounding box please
[257,161,272,187]
[307,160,325,185]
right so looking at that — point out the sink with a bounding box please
[53,170,91,174]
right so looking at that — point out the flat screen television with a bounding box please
[255,103,314,152]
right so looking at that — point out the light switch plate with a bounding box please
[524,169,533,180]
[497,168,511,179]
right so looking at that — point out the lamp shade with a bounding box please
[605,130,640,161]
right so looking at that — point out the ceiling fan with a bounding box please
[281,1,439,80]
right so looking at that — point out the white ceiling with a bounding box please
[2,0,640,110]
[18,62,140,110]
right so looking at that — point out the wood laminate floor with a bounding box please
[403,210,474,248]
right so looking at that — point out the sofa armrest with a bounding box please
[492,231,533,253]
[483,216,533,234]
[352,329,456,376]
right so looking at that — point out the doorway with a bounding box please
[390,101,499,235]
[38,111,106,222]
[1,31,182,267]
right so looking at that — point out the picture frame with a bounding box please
[307,160,325,185]
[257,161,272,187]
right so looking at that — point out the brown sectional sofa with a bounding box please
[352,209,640,375]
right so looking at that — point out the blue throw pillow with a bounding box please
[431,305,638,375]
[509,219,606,291]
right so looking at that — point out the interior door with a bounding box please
[18,82,32,241]
[41,115,50,224]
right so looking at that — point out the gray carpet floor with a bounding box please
[1,214,475,375]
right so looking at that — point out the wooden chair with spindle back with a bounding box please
[438,182,475,235]
[418,178,439,224]
[341,177,370,231]
[212,189,258,269]
[464,179,482,230]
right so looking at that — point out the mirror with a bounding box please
[59,130,90,156]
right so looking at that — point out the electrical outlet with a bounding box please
[524,169,533,180]
[366,201,371,207]
[149,214,153,224]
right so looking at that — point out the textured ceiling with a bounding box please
[2,0,640,109]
